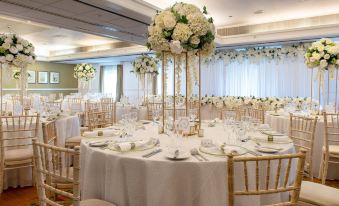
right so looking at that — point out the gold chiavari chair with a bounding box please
[32,139,116,206]
[58,93,63,100]
[67,98,82,113]
[42,121,58,146]
[101,98,116,125]
[147,102,163,121]
[65,111,109,148]
[44,101,62,112]
[227,150,306,206]
[248,107,265,124]
[48,94,56,102]
[87,111,109,131]
[0,114,40,194]
[289,114,318,180]
[319,112,339,184]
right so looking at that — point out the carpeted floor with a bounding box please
[0,178,338,206]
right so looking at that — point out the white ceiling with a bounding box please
[0,15,119,57]
[142,0,339,27]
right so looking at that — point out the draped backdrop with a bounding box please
[201,57,314,98]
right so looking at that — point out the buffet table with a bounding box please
[265,112,339,180]
[4,114,80,189]
[80,123,295,206]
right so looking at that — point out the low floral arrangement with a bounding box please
[305,38,339,69]
[12,70,30,80]
[73,63,96,81]
[132,55,159,75]
[147,2,215,56]
[0,33,35,68]
[147,95,318,110]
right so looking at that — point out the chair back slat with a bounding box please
[289,114,317,179]
[87,111,109,131]
[33,139,80,206]
[147,102,163,121]
[100,99,116,125]
[227,150,306,206]
[248,107,265,123]
[42,121,58,146]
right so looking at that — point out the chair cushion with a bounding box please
[80,199,116,206]
[65,136,83,144]
[5,148,33,165]
[300,181,339,206]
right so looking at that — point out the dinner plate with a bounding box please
[255,145,280,153]
[108,138,157,152]
[199,145,247,156]
[165,150,190,160]
[89,141,108,147]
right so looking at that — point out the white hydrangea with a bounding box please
[172,23,192,42]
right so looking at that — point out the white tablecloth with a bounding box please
[4,115,80,189]
[80,124,295,206]
[265,112,339,180]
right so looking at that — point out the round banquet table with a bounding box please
[80,124,296,206]
[4,114,80,189]
[265,112,339,180]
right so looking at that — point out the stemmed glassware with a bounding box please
[152,109,160,125]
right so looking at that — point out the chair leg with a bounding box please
[321,154,330,185]
[318,151,324,179]
[0,168,3,195]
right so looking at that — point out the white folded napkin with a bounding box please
[214,142,239,155]
[115,138,152,152]
[252,133,289,142]
[83,130,117,137]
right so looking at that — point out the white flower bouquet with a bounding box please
[12,70,30,80]
[0,33,35,68]
[73,63,96,81]
[147,3,215,56]
[305,38,339,70]
[132,55,159,75]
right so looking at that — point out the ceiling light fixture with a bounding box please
[254,10,264,14]
[228,15,233,18]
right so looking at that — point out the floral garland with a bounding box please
[12,70,30,80]
[305,38,339,70]
[132,55,159,75]
[147,2,215,56]
[73,63,96,81]
[0,33,35,68]
[147,95,318,110]
[204,43,309,64]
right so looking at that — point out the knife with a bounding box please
[142,148,162,158]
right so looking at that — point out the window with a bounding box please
[101,65,117,98]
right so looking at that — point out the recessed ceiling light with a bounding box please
[52,34,66,38]
[228,15,233,18]
[254,10,264,14]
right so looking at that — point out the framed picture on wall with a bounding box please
[50,72,60,84]
[38,71,48,84]
[27,70,36,84]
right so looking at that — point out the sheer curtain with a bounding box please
[201,57,314,98]
[101,65,117,98]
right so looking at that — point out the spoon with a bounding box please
[190,149,203,161]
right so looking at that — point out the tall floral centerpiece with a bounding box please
[147,2,215,132]
[73,63,96,95]
[305,38,339,111]
[12,70,31,91]
[0,33,35,109]
[132,55,158,103]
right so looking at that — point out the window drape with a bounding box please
[101,65,117,98]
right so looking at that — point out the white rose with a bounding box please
[0,56,5,63]
[85,65,90,70]
[5,54,14,61]
[23,49,30,54]
[169,40,183,54]
[78,66,83,71]
[16,44,23,51]
[9,46,18,54]
[336,59,339,65]
[22,40,29,47]
[2,42,10,49]
[317,44,325,52]
[4,38,12,44]
[312,52,321,60]
[319,59,328,68]
[310,57,316,62]
[163,12,176,30]
[190,35,200,45]
[324,53,330,60]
